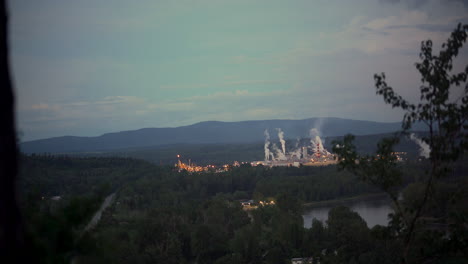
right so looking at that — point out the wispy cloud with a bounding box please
[159,79,285,90]
[11,0,468,140]
[380,0,468,8]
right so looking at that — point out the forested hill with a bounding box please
[20,117,425,153]
[85,132,424,166]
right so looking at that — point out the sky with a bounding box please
[9,0,468,141]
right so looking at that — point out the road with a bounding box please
[72,192,116,264]
[82,192,116,234]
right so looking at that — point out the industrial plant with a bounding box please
[173,127,428,172]
[176,154,235,173]
[252,128,337,167]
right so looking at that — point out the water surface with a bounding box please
[303,197,392,228]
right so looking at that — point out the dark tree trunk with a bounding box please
[0,0,26,261]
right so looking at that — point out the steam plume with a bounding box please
[276,128,286,155]
[315,135,324,153]
[309,128,320,153]
[309,128,330,155]
[264,129,271,161]
[290,138,302,159]
[313,118,324,135]
[410,133,430,158]
[272,143,286,160]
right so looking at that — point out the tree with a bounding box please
[332,23,468,263]
[304,218,327,254]
[326,206,372,263]
[0,1,29,263]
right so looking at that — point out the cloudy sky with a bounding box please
[9,0,468,141]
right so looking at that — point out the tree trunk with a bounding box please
[0,0,27,262]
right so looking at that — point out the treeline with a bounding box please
[77,165,402,264]
[18,154,155,198]
[76,158,468,263]
[110,164,382,205]
[77,142,265,166]
[71,132,423,166]
[19,154,465,263]
[252,166,379,201]
[18,154,384,263]
[80,197,403,264]
[18,154,158,263]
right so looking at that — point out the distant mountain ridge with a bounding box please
[20,117,425,154]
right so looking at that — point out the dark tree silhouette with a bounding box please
[0,0,27,262]
[333,23,468,263]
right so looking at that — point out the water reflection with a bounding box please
[303,197,393,228]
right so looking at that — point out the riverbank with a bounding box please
[303,192,389,209]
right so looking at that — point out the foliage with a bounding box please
[333,23,468,263]
[18,155,157,264]
[20,147,464,263]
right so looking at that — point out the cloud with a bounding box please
[270,8,465,65]
[380,0,430,8]
[30,103,57,110]
[21,96,146,123]
[12,0,468,141]
[18,76,409,141]
[330,10,459,54]
[11,54,136,108]
[9,0,167,39]
[18,90,286,139]
[380,0,468,8]
[159,79,284,90]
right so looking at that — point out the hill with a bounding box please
[20,117,425,154]
[63,132,425,166]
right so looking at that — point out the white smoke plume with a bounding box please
[309,128,319,140]
[309,128,320,153]
[309,128,330,155]
[302,146,308,158]
[264,129,271,161]
[290,147,302,159]
[276,128,286,155]
[410,133,430,158]
[315,135,324,153]
[313,118,325,135]
[290,138,302,159]
[272,143,286,160]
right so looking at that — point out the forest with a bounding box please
[66,132,424,166]
[17,153,468,264]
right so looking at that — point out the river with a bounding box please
[302,195,393,228]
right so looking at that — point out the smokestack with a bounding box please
[276,128,286,155]
[310,128,331,156]
[264,129,271,161]
[315,136,324,153]
[309,128,319,153]
[410,133,430,158]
